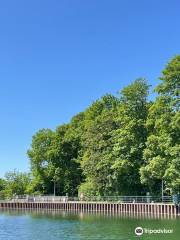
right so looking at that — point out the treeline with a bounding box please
[0,56,179,199]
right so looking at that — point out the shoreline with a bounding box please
[0,201,179,217]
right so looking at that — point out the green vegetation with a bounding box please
[140,55,180,194]
[0,56,179,199]
[0,170,31,199]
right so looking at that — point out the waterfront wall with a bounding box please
[0,201,179,216]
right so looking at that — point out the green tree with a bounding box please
[0,178,6,199]
[27,129,55,194]
[49,123,83,195]
[3,170,31,199]
[140,56,180,194]
[111,79,149,195]
[28,122,83,196]
[79,95,120,196]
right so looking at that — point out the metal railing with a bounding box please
[10,195,69,203]
[7,195,173,203]
[77,195,172,203]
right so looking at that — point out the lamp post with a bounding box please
[162,179,164,202]
[53,180,56,196]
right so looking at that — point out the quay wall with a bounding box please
[0,201,179,216]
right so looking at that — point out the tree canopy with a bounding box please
[0,55,179,199]
[140,55,180,194]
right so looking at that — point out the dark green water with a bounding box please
[0,210,179,240]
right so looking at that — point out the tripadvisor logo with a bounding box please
[135,226,173,236]
[135,227,143,236]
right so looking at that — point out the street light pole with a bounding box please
[53,180,56,196]
[162,179,164,202]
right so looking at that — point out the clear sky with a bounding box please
[0,0,179,177]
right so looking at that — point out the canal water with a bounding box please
[0,210,179,240]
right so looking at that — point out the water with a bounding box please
[0,210,179,240]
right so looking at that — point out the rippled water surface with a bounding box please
[0,210,179,240]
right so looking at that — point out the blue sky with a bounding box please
[0,0,179,177]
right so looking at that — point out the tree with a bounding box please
[3,170,31,198]
[0,178,6,199]
[28,122,83,196]
[27,129,55,194]
[140,56,180,194]
[111,79,149,195]
[79,95,119,196]
[49,123,83,195]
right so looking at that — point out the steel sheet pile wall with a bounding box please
[0,201,179,216]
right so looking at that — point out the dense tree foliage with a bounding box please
[140,56,180,194]
[111,79,149,195]
[27,124,83,195]
[0,170,31,199]
[79,95,119,196]
[0,178,5,199]
[1,56,179,199]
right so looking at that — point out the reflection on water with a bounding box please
[0,209,179,240]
